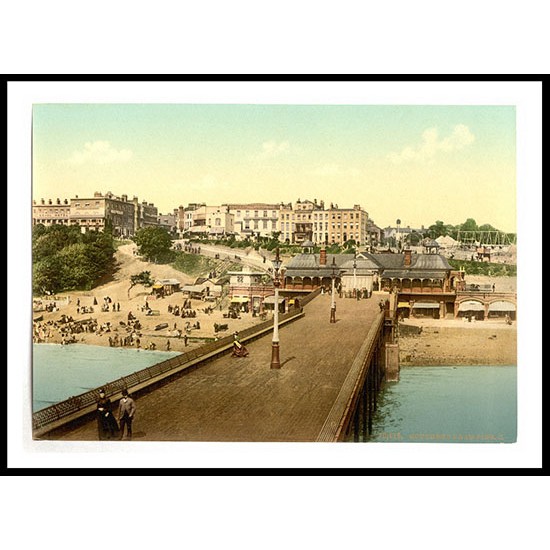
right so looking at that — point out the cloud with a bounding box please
[387,124,475,164]
[256,140,290,159]
[66,141,133,165]
[311,163,360,177]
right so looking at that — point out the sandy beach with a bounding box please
[398,320,517,366]
[32,244,267,353]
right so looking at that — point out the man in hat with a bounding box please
[118,389,136,440]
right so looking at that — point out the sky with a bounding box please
[32,103,517,233]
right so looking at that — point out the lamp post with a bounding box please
[353,253,357,297]
[330,256,338,323]
[271,247,282,369]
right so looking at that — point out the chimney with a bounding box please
[320,247,327,266]
[404,248,412,267]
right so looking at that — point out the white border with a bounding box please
[8,79,542,469]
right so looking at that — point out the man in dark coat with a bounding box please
[97,388,119,440]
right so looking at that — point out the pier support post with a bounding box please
[385,343,400,382]
[362,381,368,440]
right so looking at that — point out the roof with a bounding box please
[157,279,180,285]
[263,295,286,304]
[339,257,381,271]
[181,285,206,293]
[422,238,440,247]
[381,270,447,279]
[284,252,451,278]
[436,235,458,246]
[372,253,451,271]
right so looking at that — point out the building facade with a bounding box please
[277,199,370,246]
[188,204,234,238]
[32,198,71,226]
[228,266,274,313]
[224,203,280,240]
[326,203,369,246]
[33,191,159,237]
[157,210,178,236]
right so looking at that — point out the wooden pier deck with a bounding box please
[54,293,383,442]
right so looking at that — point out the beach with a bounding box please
[32,244,265,353]
[398,320,517,366]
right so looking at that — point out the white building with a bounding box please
[224,203,280,240]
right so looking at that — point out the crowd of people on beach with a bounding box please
[33,315,99,344]
[167,303,197,318]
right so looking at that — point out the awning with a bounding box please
[412,302,440,309]
[263,295,285,304]
[230,296,249,303]
[152,284,164,289]
[488,301,516,312]
[458,301,484,312]
[397,302,410,308]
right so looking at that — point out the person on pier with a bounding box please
[232,331,249,357]
[97,388,119,440]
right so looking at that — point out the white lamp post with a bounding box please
[330,256,338,323]
[353,253,357,296]
[271,247,282,369]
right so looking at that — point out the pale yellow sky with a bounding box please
[33,104,516,232]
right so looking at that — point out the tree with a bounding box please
[408,231,422,246]
[460,218,478,232]
[32,224,81,262]
[428,220,448,239]
[128,271,154,298]
[133,227,174,263]
[33,255,64,295]
[32,224,116,295]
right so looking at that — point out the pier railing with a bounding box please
[32,296,317,436]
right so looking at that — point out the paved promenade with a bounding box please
[56,293,381,442]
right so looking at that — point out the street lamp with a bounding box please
[271,247,282,369]
[353,253,357,297]
[330,256,338,323]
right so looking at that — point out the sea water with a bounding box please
[370,366,517,443]
[32,344,180,412]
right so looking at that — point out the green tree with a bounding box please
[33,255,64,295]
[58,243,98,290]
[32,224,117,295]
[460,218,478,232]
[133,227,174,263]
[128,271,154,298]
[32,224,81,262]
[408,231,422,246]
[428,220,448,239]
